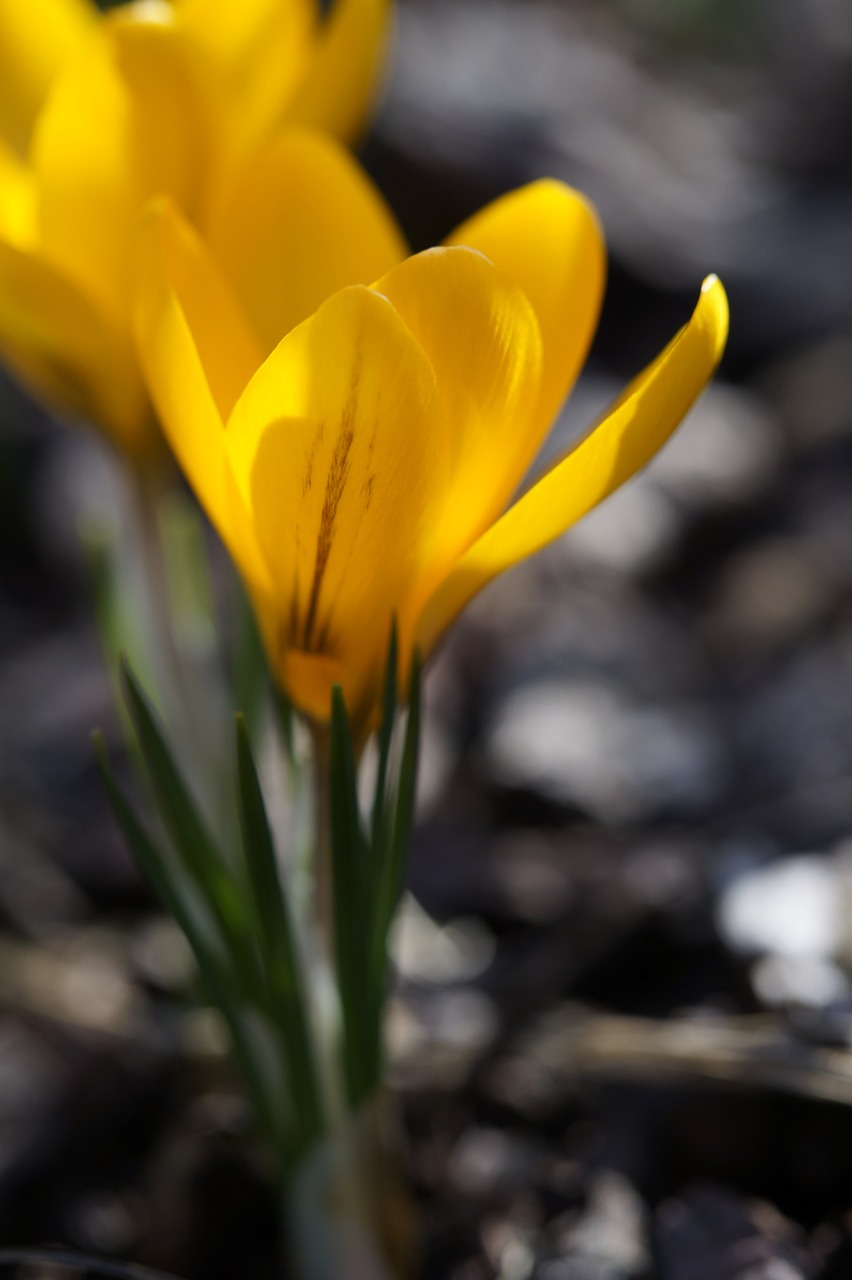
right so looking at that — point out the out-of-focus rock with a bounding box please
[706,537,843,654]
[393,896,495,985]
[388,986,499,1090]
[750,953,848,1011]
[762,333,852,451]
[718,854,840,959]
[655,1184,810,1280]
[542,1170,650,1280]
[486,680,726,824]
[449,1126,544,1199]
[716,846,852,1013]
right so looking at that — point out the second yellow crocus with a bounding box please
[0,0,392,458]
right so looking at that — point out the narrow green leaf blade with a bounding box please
[235,714,323,1148]
[370,620,398,857]
[120,659,262,1003]
[368,651,422,1063]
[93,730,197,941]
[328,685,372,1104]
[93,730,288,1167]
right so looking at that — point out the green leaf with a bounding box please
[93,730,201,951]
[370,619,398,858]
[392,651,422,896]
[328,685,372,1105]
[230,570,269,733]
[235,715,323,1153]
[368,651,422,1063]
[157,489,217,654]
[120,659,263,1005]
[272,683,297,772]
[92,731,286,1163]
[79,520,156,737]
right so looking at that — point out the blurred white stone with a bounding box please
[448,1125,542,1197]
[751,953,848,1009]
[553,1170,650,1276]
[717,855,841,959]
[487,679,725,823]
[392,894,495,984]
[563,480,680,576]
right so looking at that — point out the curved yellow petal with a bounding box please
[287,0,392,143]
[32,4,210,323]
[175,0,315,160]
[374,246,542,563]
[0,0,95,154]
[0,237,151,454]
[447,179,605,442]
[418,276,729,655]
[176,0,313,66]
[226,284,450,724]
[133,199,267,590]
[209,129,406,356]
[0,137,37,246]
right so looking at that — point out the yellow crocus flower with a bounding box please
[133,131,728,732]
[0,0,391,458]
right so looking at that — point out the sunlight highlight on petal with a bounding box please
[417,276,729,657]
[374,246,542,562]
[447,180,605,443]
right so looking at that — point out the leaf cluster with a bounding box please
[94,627,420,1176]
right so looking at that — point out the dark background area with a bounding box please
[2,1,852,1276]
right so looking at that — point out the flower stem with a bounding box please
[311,726,334,955]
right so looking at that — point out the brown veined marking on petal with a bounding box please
[301,368,360,651]
[302,418,325,498]
[361,391,379,502]
[313,606,336,655]
[311,399,380,655]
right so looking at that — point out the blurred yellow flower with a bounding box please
[134,134,728,729]
[0,0,391,458]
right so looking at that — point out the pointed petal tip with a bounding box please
[697,273,729,363]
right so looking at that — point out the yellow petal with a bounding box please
[133,199,267,590]
[175,0,313,67]
[447,179,605,441]
[418,275,729,655]
[32,3,210,324]
[374,246,542,563]
[287,0,392,143]
[175,0,315,160]
[0,237,152,454]
[209,129,406,356]
[226,284,450,724]
[0,0,95,154]
[0,137,37,246]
